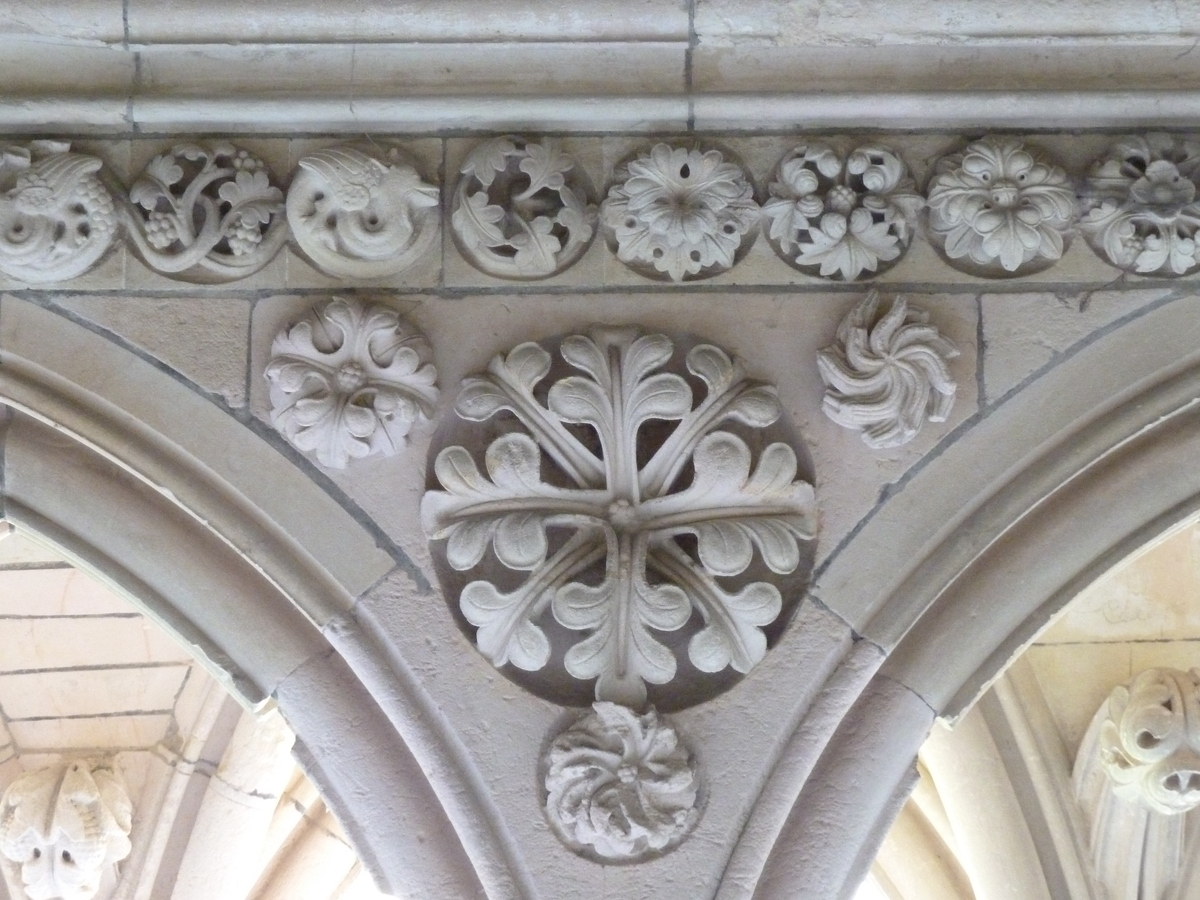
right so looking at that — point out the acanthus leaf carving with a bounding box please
[265,297,439,469]
[286,144,440,279]
[422,328,816,708]
[543,702,699,862]
[601,144,760,282]
[0,141,117,284]
[0,759,132,900]
[926,136,1077,277]
[125,142,287,283]
[763,144,922,281]
[818,292,959,449]
[450,136,596,279]
[1079,133,1200,276]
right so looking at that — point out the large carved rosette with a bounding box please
[422,328,816,710]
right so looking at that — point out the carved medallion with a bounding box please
[602,144,760,282]
[0,141,117,284]
[422,328,816,709]
[450,136,596,279]
[287,144,440,279]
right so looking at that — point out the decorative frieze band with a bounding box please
[7,133,1200,286]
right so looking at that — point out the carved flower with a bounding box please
[1079,134,1200,276]
[602,144,760,281]
[818,292,958,449]
[1099,668,1200,815]
[450,136,596,279]
[286,144,440,279]
[0,142,116,284]
[126,142,286,283]
[265,298,439,469]
[0,760,132,900]
[763,144,922,281]
[422,329,816,707]
[926,137,1076,276]
[544,703,699,861]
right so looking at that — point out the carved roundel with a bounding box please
[421,327,817,711]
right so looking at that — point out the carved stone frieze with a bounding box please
[544,702,699,862]
[926,136,1077,277]
[0,760,132,900]
[265,297,439,469]
[1080,133,1200,277]
[763,144,922,281]
[818,292,959,449]
[422,328,816,708]
[0,142,117,284]
[125,142,288,283]
[450,136,596,279]
[601,144,760,281]
[286,144,440,279]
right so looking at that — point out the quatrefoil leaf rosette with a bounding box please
[422,328,816,711]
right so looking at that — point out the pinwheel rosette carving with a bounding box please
[819,293,959,449]
[265,298,439,469]
[422,328,816,709]
[602,144,761,282]
[763,144,922,281]
[926,137,1077,277]
[125,142,287,283]
[1079,134,1200,276]
[286,144,440,279]
[0,141,117,284]
[1099,668,1200,815]
[450,136,597,279]
[543,702,699,861]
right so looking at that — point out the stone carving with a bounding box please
[0,141,117,284]
[423,328,816,707]
[126,142,288,282]
[818,293,958,449]
[763,144,922,281]
[0,760,132,900]
[265,297,439,469]
[602,144,760,281]
[1079,134,1200,277]
[544,702,699,862]
[1098,667,1200,815]
[926,136,1077,277]
[286,144,440,279]
[451,136,596,279]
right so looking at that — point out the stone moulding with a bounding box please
[601,143,760,282]
[286,143,440,279]
[544,702,700,862]
[265,296,440,469]
[0,759,132,900]
[450,135,597,279]
[762,143,922,281]
[125,141,289,283]
[818,292,958,449]
[0,141,117,285]
[422,327,816,709]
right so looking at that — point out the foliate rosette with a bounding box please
[286,143,440,279]
[819,292,959,449]
[422,328,816,709]
[450,136,597,279]
[125,142,288,283]
[1099,668,1200,815]
[0,141,117,284]
[926,136,1077,277]
[544,702,699,861]
[763,144,922,281]
[1079,134,1200,277]
[602,144,760,282]
[265,298,439,469]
